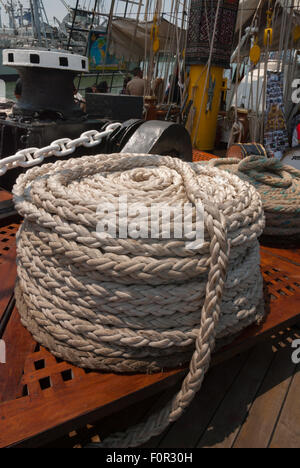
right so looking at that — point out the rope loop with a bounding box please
[238,155,293,188]
[208,155,300,236]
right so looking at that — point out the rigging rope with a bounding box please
[13,153,265,447]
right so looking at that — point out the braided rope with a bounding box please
[209,155,300,236]
[13,153,265,447]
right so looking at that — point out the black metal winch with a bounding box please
[0,48,192,195]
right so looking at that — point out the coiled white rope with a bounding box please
[13,153,265,447]
[208,155,300,236]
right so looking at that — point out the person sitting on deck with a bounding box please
[126,68,145,97]
[120,76,131,95]
[73,84,85,112]
[73,84,84,103]
[96,81,108,93]
[91,81,108,94]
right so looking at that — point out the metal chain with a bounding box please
[0,122,122,177]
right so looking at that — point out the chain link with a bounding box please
[0,122,122,176]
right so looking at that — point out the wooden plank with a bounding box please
[269,356,300,448]
[43,388,177,448]
[91,389,176,448]
[29,390,168,448]
[0,303,186,448]
[36,331,300,448]
[210,249,300,365]
[212,294,300,367]
[4,306,298,450]
[1,282,300,447]
[261,246,300,266]
[196,341,275,448]
[145,351,251,448]
[0,306,36,403]
[0,367,185,448]
[138,383,183,448]
[233,336,297,448]
[0,189,18,222]
[0,189,12,203]
[0,247,16,324]
[261,251,300,277]
[0,235,299,448]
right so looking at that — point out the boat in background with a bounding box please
[0,0,92,81]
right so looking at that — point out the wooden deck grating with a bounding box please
[0,186,299,448]
[43,328,300,448]
[0,222,18,264]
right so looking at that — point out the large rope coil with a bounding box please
[13,153,265,446]
[208,155,300,236]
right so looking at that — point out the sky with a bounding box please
[1,1,75,25]
[0,1,142,25]
[0,0,187,26]
[44,0,69,22]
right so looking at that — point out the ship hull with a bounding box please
[0,50,18,81]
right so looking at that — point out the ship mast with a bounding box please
[186,0,240,151]
[8,0,17,31]
[30,0,42,44]
[30,0,50,46]
[18,2,24,27]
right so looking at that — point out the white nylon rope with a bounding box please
[13,153,265,447]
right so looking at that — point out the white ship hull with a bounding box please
[0,50,18,81]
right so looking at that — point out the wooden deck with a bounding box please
[0,188,300,448]
[146,329,300,449]
[43,328,300,448]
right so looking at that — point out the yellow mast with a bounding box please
[188,65,224,151]
[186,0,240,151]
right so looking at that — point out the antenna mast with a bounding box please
[30,0,49,46]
